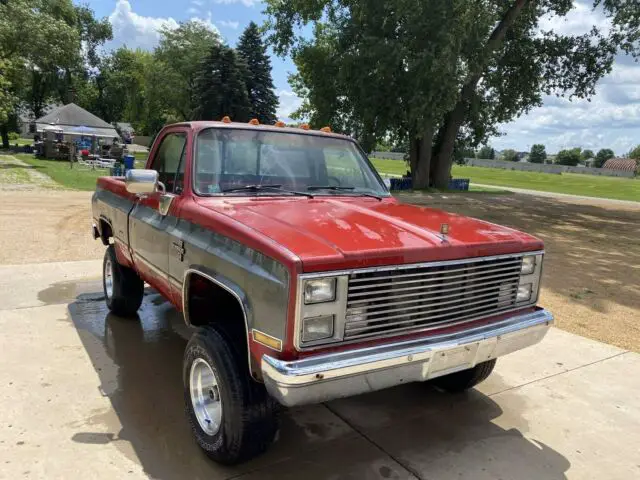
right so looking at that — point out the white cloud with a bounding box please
[492,2,640,155]
[107,0,219,51]
[276,90,303,121]
[214,0,261,7]
[218,20,240,30]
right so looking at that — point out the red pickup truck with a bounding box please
[92,120,552,464]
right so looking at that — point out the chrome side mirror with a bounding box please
[125,169,159,194]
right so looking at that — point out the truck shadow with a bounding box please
[67,291,570,480]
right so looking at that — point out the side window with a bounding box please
[150,133,187,194]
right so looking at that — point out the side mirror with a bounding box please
[125,169,159,194]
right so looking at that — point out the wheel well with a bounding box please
[99,219,113,245]
[185,273,247,339]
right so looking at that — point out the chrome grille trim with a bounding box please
[343,252,540,340]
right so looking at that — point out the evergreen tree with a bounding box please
[236,22,279,124]
[194,44,250,122]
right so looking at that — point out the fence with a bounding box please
[464,158,635,178]
[369,152,636,178]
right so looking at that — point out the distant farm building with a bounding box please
[602,158,637,172]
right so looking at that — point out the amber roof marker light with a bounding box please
[249,118,259,125]
[300,124,310,130]
[275,120,285,127]
[320,126,331,133]
[221,116,231,123]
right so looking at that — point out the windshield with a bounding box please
[193,128,389,196]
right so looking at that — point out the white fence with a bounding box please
[370,152,636,178]
[464,158,635,178]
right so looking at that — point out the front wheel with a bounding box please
[431,359,497,393]
[183,326,279,465]
[103,245,144,317]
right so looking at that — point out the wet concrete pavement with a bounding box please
[1,261,639,479]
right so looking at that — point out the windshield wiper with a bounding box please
[222,184,314,198]
[307,185,383,201]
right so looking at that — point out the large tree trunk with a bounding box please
[431,0,531,188]
[414,124,434,189]
[1,123,9,149]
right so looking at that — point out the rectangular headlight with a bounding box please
[302,315,334,342]
[521,255,536,275]
[304,278,336,304]
[516,283,532,302]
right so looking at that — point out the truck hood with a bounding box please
[195,197,543,272]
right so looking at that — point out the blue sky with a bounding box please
[86,0,640,155]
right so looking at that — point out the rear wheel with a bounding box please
[432,359,497,392]
[103,245,144,317]
[183,326,279,465]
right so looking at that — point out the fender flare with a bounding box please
[182,267,257,379]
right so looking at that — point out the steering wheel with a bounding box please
[327,175,341,186]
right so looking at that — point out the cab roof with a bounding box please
[167,120,351,140]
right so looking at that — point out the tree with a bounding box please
[556,147,582,166]
[265,0,617,189]
[193,44,250,122]
[477,145,495,159]
[500,149,519,162]
[581,149,594,163]
[237,22,279,124]
[155,21,222,120]
[529,144,547,164]
[627,145,640,161]
[594,148,615,168]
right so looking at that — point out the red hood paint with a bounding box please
[194,196,543,272]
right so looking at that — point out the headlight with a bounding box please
[521,255,536,275]
[302,315,334,342]
[516,283,532,302]
[304,278,336,304]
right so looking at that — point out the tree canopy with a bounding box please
[556,147,582,166]
[237,22,279,124]
[194,44,251,122]
[265,0,618,188]
[500,149,519,162]
[477,145,495,160]
[529,144,547,164]
[595,148,615,167]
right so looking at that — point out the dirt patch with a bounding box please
[397,192,640,352]
[0,190,103,264]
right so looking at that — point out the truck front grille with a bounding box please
[344,255,523,340]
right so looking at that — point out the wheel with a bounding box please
[183,326,279,465]
[431,359,497,393]
[103,245,144,317]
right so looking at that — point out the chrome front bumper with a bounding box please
[262,308,553,407]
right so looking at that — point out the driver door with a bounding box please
[129,129,187,300]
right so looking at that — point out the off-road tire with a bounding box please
[432,359,497,393]
[103,245,144,317]
[183,326,280,465]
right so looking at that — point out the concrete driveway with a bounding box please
[1,261,639,480]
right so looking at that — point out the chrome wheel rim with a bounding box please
[104,258,114,299]
[189,358,222,435]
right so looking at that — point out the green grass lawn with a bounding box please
[370,158,640,202]
[15,154,110,191]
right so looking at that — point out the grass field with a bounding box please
[370,158,639,202]
[15,154,110,191]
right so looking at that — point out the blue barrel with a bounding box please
[123,154,135,170]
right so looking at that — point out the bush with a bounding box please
[8,132,19,141]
